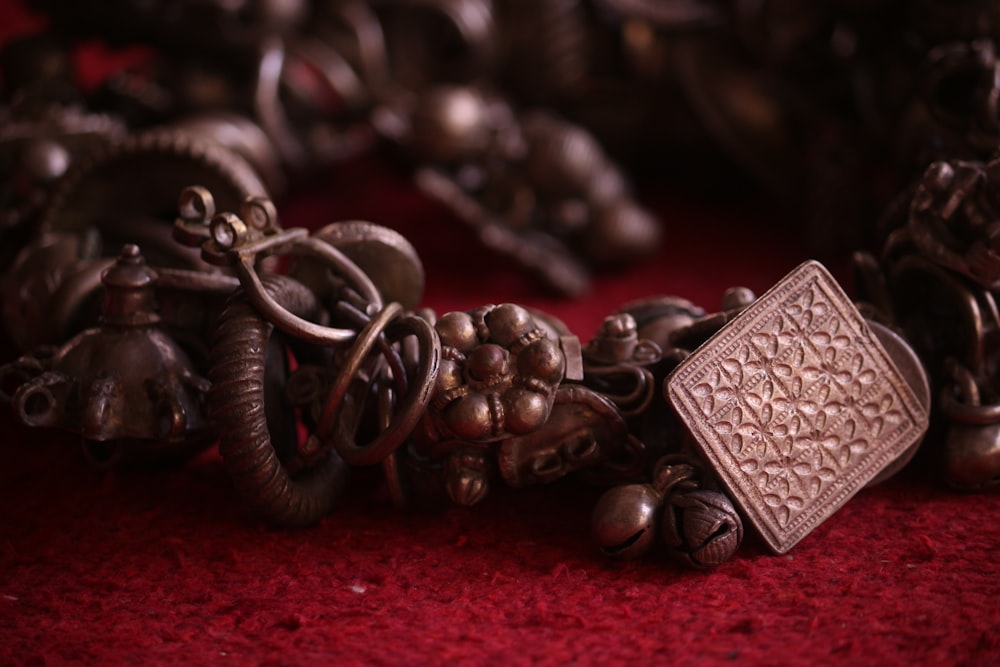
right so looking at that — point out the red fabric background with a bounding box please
[2,4,1000,666]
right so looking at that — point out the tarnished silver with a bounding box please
[4,0,998,570]
[402,303,577,505]
[895,41,1000,170]
[667,261,930,553]
[582,313,662,419]
[378,85,662,296]
[495,0,589,103]
[0,37,127,270]
[173,186,441,524]
[43,127,268,241]
[855,155,1000,491]
[208,272,350,525]
[290,220,426,312]
[0,244,212,465]
[2,230,109,352]
[592,454,743,567]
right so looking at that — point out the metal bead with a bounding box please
[466,343,510,384]
[410,86,494,163]
[417,303,569,507]
[435,358,464,394]
[21,139,71,184]
[432,305,557,443]
[591,483,663,559]
[444,392,494,440]
[436,310,479,353]
[583,201,662,266]
[500,387,549,434]
[603,313,636,339]
[483,303,535,347]
[515,336,565,385]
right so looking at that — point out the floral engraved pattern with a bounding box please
[667,262,929,553]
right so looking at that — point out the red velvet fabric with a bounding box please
[2,5,1000,666]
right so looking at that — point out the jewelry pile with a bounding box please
[2,0,998,568]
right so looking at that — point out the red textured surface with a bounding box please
[3,5,1000,666]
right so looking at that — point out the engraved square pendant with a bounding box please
[666,261,930,553]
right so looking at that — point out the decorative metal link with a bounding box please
[7,0,1000,570]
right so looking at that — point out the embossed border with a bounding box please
[666,261,929,553]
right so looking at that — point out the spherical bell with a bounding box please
[661,489,744,568]
[410,86,493,162]
[591,483,663,559]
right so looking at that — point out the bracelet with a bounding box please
[1,0,995,569]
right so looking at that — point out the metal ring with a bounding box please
[209,274,347,526]
[233,237,383,345]
[319,304,441,466]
